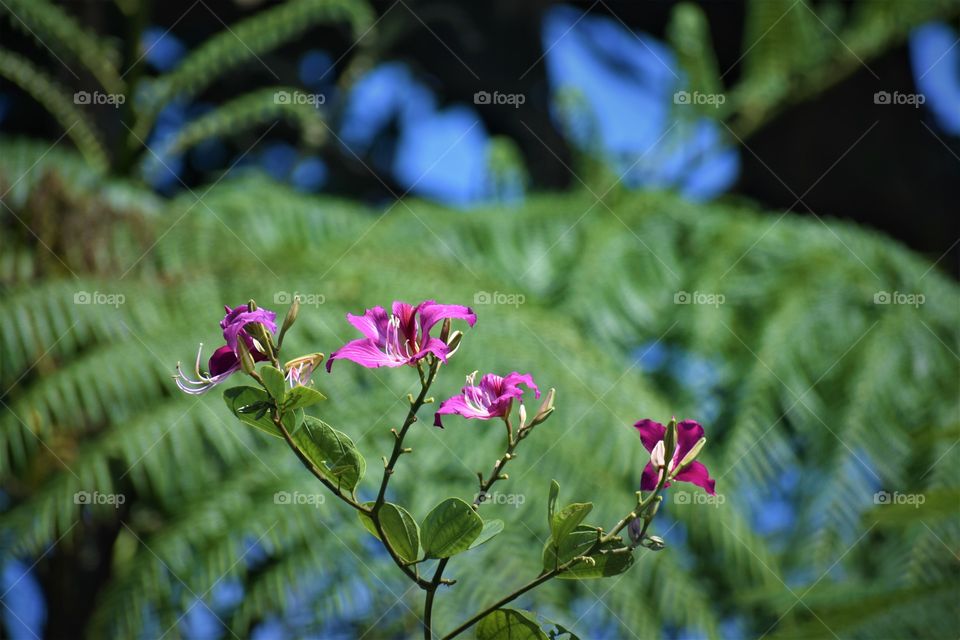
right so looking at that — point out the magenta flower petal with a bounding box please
[326,338,398,371]
[346,306,390,341]
[417,300,477,333]
[433,395,488,427]
[415,337,450,363]
[640,462,660,491]
[673,461,716,495]
[220,305,278,351]
[674,420,705,464]
[503,372,540,399]
[208,345,240,376]
[634,419,666,452]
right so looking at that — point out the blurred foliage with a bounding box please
[0,0,373,173]
[1,0,958,180]
[0,137,957,638]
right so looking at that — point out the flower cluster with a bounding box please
[174,298,716,499]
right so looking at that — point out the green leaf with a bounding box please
[542,526,635,580]
[550,502,593,544]
[420,497,483,558]
[293,416,365,492]
[223,386,282,438]
[547,480,560,528]
[542,525,598,571]
[468,519,504,550]
[476,608,549,640]
[284,384,326,411]
[357,502,420,563]
[557,542,634,580]
[260,366,287,403]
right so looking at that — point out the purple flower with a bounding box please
[433,371,540,427]
[175,305,278,395]
[635,419,716,495]
[326,300,476,371]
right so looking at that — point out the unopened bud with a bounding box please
[247,299,257,312]
[446,330,463,356]
[650,440,666,469]
[664,417,677,461]
[675,437,706,474]
[439,318,451,343]
[518,404,528,429]
[641,535,665,551]
[237,339,256,375]
[278,296,300,345]
[531,388,555,426]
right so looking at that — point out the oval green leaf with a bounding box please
[294,416,365,492]
[550,502,593,544]
[420,497,483,558]
[476,608,548,640]
[357,502,420,564]
[260,365,287,402]
[223,386,281,438]
[284,385,326,411]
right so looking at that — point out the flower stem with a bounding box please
[271,410,366,512]
[364,358,442,591]
[423,417,525,638]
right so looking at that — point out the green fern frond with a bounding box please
[132,0,374,141]
[0,49,109,171]
[0,0,124,95]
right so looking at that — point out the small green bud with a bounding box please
[641,535,665,551]
[237,338,256,375]
[439,318,452,343]
[277,296,300,347]
[675,437,707,473]
[530,388,556,426]
[664,417,677,461]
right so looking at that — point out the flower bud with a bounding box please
[439,318,452,343]
[675,437,707,473]
[530,388,556,426]
[641,535,665,551]
[278,296,300,344]
[446,330,464,356]
[627,518,643,544]
[237,338,256,375]
[650,440,666,469]
[664,417,677,461]
[518,404,528,430]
